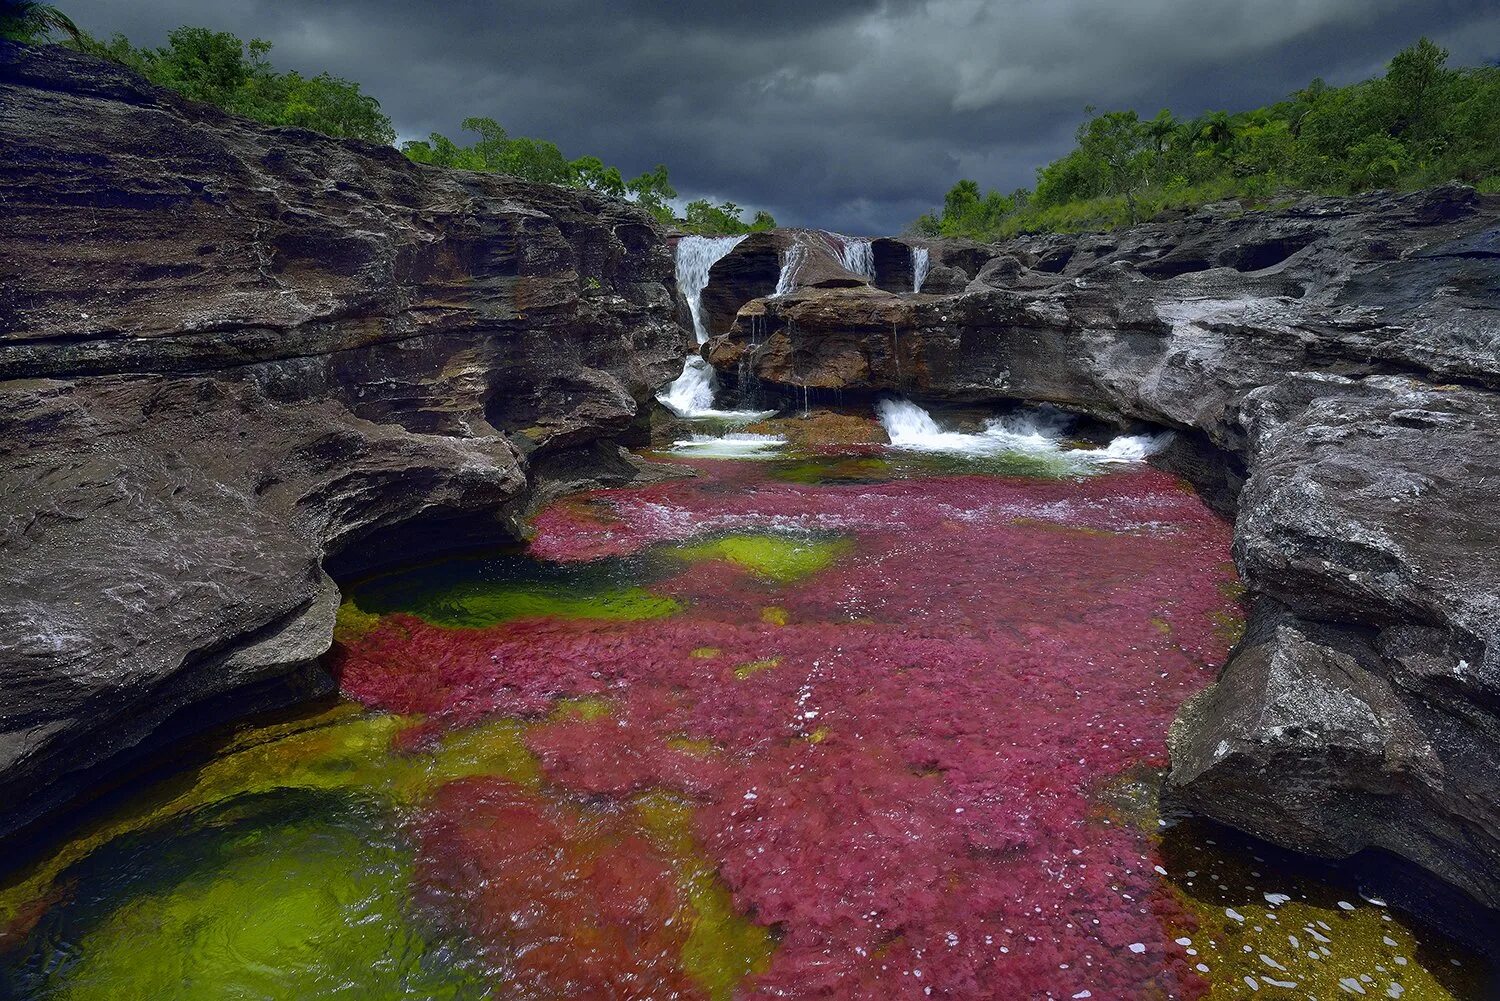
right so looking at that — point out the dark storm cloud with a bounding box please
[64,0,1500,234]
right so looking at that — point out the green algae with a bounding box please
[0,709,539,936]
[334,599,383,644]
[548,695,614,722]
[1157,823,1486,1000]
[673,532,851,583]
[3,791,486,1001]
[384,579,679,629]
[634,792,775,1000]
[348,550,681,629]
[769,455,893,485]
[733,656,783,680]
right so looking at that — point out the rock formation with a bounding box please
[705,186,1500,906]
[0,44,687,841]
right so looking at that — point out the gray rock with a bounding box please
[708,186,1500,904]
[0,43,686,839]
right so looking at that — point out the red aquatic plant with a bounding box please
[414,777,705,999]
[340,459,1238,999]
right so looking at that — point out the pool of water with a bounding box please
[0,433,1490,1000]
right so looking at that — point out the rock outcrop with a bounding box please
[0,44,687,841]
[706,186,1500,906]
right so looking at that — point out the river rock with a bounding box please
[0,43,686,841]
[707,185,1500,905]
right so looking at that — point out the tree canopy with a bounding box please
[65,25,396,144]
[916,38,1500,239]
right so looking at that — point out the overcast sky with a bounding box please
[64,1,1500,234]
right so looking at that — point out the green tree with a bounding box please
[1384,37,1452,142]
[626,164,677,222]
[1076,110,1153,221]
[570,156,626,196]
[0,0,84,44]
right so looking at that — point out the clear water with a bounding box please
[1,429,1489,1000]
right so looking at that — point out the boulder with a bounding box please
[0,43,686,840]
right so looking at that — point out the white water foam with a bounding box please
[677,235,746,344]
[838,238,875,279]
[658,235,776,420]
[875,398,1170,467]
[667,432,786,459]
[773,243,806,297]
[911,246,930,293]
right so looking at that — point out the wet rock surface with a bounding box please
[0,44,686,840]
[707,186,1500,905]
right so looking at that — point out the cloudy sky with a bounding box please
[64,0,1500,234]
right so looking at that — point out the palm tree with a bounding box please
[1146,109,1180,156]
[1,1,87,47]
[1194,111,1238,159]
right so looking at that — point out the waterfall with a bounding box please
[838,238,874,279]
[657,356,718,416]
[772,243,805,297]
[876,398,1170,466]
[677,235,746,345]
[911,246,930,293]
[658,235,773,421]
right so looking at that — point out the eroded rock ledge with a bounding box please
[705,187,1500,906]
[0,44,688,841]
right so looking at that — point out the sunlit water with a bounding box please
[1,431,1490,1000]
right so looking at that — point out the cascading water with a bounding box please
[876,398,1170,466]
[677,234,745,345]
[772,243,805,298]
[911,245,930,293]
[837,237,874,279]
[657,235,773,421]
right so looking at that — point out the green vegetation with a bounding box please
[13,791,487,1001]
[56,25,396,143]
[403,120,774,232]
[10,6,773,234]
[671,532,852,583]
[1,1,82,45]
[917,38,1500,239]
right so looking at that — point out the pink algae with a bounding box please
[338,458,1239,999]
[414,777,704,999]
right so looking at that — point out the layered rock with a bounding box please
[706,186,1500,905]
[0,44,687,840]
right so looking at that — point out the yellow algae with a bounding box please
[806,727,831,744]
[1159,828,1484,1000]
[692,646,722,659]
[760,606,788,626]
[666,737,720,757]
[24,796,481,1001]
[333,598,384,644]
[547,695,614,722]
[634,792,775,1000]
[401,580,680,629]
[734,656,783,680]
[1209,607,1246,645]
[0,709,540,934]
[1009,515,1119,538]
[673,533,851,583]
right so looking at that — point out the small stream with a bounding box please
[0,414,1489,1000]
